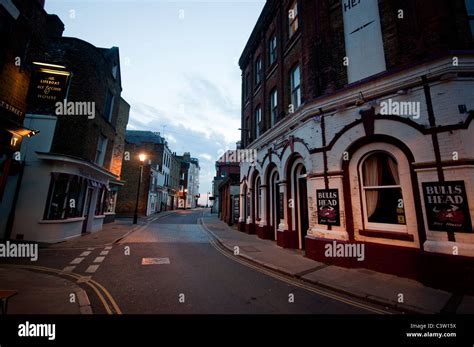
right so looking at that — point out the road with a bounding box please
[4,209,396,314]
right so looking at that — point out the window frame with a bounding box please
[255,106,262,138]
[255,56,263,86]
[104,90,115,122]
[466,0,474,37]
[270,88,278,127]
[358,151,407,233]
[290,64,301,108]
[288,0,299,39]
[269,33,277,66]
[95,134,108,166]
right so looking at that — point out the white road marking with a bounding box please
[141,258,170,265]
[87,248,94,251]
[85,265,99,273]
[100,250,109,256]
[62,266,76,272]
[70,257,84,265]
[80,251,91,257]
[94,256,105,263]
[104,246,112,250]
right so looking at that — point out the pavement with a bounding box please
[45,210,177,249]
[200,213,474,314]
[0,267,91,314]
[0,210,175,314]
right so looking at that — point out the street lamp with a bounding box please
[133,153,146,224]
[184,188,188,210]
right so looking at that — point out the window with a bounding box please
[104,189,117,213]
[255,107,262,138]
[255,57,262,85]
[288,1,299,38]
[95,187,106,216]
[269,34,277,65]
[112,63,118,79]
[104,90,115,122]
[44,174,87,220]
[270,89,278,126]
[360,152,406,229]
[466,0,474,37]
[95,134,108,166]
[290,64,301,108]
[245,73,250,100]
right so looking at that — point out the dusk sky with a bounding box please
[45,0,265,203]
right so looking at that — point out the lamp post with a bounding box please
[133,153,146,224]
[184,188,188,210]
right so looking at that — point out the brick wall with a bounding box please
[110,98,130,178]
[239,0,474,149]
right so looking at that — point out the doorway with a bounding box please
[82,187,94,234]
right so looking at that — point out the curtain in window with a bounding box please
[387,157,400,185]
[363,156,380,218]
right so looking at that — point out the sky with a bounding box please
[45,0,265,205]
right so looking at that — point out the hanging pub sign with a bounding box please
[422,181,472,233]
[317,189,340,226]
[27,64,71,114]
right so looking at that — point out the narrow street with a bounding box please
[8,209,395,314]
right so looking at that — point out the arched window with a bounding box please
[359,152,406,230]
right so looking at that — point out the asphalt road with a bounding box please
[88,209,373,314]
[3,209,393,314]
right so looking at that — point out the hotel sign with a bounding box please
[27,66,70,114]
[423,181,472,233]
[342,0,386,83]
[317,189,341,226]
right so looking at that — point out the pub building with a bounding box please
[0,0,64,238]
[1,0,130,242]
[238,0,474,290]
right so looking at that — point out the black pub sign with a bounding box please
[422,181,472,233]
[317,189,340,226]
[27,65,70,113]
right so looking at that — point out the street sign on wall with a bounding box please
[422,181,472,233]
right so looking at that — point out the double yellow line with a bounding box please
[0,264,122,315]
[200,221,392,315]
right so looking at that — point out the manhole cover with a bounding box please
[240,246,261,252]
[141,258,170,265]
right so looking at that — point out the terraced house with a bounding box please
[238,0,474,291]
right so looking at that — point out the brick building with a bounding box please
[0,0,65,238]
[238,0,474,291]
[213,150,241,225]
[1,8,130,242]
[116,131,178,217]
[175,152,200,209]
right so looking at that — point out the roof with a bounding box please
[125,130,165,144]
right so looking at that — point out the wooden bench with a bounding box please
[0,290,18,314]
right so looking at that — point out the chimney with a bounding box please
[46,14,65,38]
